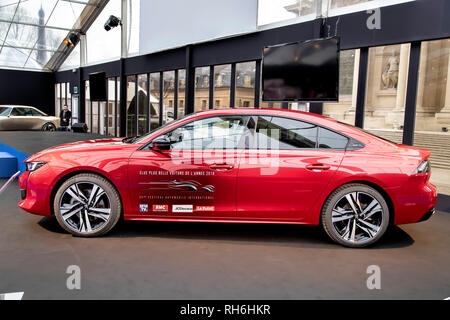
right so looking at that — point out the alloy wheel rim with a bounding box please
[59,182,111,233]
[44,124,55,131]
[331,191,383,244]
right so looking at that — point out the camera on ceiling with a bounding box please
[104,15,122,31]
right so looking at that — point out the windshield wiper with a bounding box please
[122,136,140,144]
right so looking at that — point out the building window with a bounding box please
[236,61,255,108]
[85,81,91,133]
[323,49,359,125]
[163,71,175,124]
[126,75,137,136]
[178,69,186,118]
[414,38,450,168]
[214,64,231,109]
[364,43,411,143]
[137,74,148,135]
[195,67,210,112]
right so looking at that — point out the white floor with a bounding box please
[430,168,450,195]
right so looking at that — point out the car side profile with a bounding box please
[17,108,437,247]
[0,105,60,131]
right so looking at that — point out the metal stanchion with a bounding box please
[0,171,21,195]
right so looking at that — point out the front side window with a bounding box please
[31,108,45,116]
[165,116,250,150]
[254,116,318,149]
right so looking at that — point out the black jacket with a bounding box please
[59,109,72,126]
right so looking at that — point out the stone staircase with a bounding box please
[368,130,450,170]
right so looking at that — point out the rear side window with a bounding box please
[0,107,11,116]
[255,116,318,149]
[318,127,348,149]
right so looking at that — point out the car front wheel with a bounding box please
[53,173,121,237]
[321,184,390,248]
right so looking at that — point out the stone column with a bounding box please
[394,44,410,111]
[351,49,360,110]
[441,51,450,114]
[415,42,428,112]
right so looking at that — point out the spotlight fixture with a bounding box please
[104,15,122,31]
[64,33,80,47]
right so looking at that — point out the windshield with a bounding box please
[338,121,398,145]
[132,113,197,144]
[0,107,11,116]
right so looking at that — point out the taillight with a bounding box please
[413,160,430,174]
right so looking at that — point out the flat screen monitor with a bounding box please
[262,37,340,102]
[89,72,107,101]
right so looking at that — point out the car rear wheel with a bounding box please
[53,174,121,237]
[321,184,390,248]
[42,122,56,131]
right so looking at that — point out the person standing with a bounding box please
[59,105,72,131]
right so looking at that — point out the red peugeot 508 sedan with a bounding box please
[18,108,437,247]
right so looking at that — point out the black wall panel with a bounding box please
[0,69,55,115]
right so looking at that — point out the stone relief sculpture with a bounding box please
[381,54,400,89]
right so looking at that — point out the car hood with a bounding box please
[26,138,138,161]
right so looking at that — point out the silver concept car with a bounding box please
[0,105,60,131]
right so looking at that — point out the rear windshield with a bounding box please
[337,121,398,145]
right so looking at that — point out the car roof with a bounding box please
[161,108,398,149]
[190,108,337,126]
[0,105,36,109]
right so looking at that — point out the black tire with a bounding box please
[42,122,56,131]
[53,173,122,237]
[321,184,390,248]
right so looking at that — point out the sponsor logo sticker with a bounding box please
[172,204,193,213]
[139,204,148,213]
[153,204,169,212]
[195,206,215,212]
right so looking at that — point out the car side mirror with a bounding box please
[151,135,171,151]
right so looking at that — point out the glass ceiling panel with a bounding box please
[60,44,79,70]
[46,1,86,30]
[12,0,58,25]
[0,46,30,67]
[0,0,90,70]
[0,0,18,21]
[4,23,38,48]
[25,48,51,69]
[0,22,8,42]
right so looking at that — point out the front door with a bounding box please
[128,115,251,219]
[236,116,346,222]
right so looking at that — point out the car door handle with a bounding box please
[306,164,331,171]
[210,164,234,170]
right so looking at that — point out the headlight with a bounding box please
[413,160,430,174]
[26,161,47,172]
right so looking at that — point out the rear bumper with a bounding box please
[393,181,437,225]
[418,207,435,222]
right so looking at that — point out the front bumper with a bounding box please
[17,166,53,217]
[20,188,26,200]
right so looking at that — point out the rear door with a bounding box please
[9,107,33,130]
[128,115,251,218]
[236,116,347,222]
